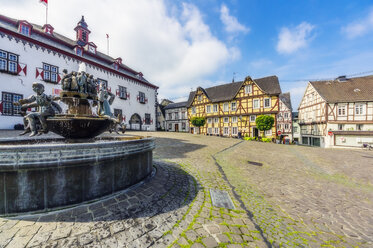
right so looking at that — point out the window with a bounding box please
[294,126,298,133]
[265,130,272,136]
[355,104,364,115]
[192,107,196,114]
[145,114,151,125]
[253,99,260,109]
[20,25,30,36]
[206,105,211,113]
[169,123,172,130]
[284,113,289,118]
[264,98,271,108]
[232,116,237,123]
[118,86,127,99]
[285,124,289,129]
[214,127,219,134]
[82,31,87,42]
[76,47,83,56]
[208,118,212,124]
[338,105,346,116]
[198,95,202,102]
[97,78,108,88]
[232,127,238,135]
[208,127,212,134]
[43,63,58,83]
[214,117,219,123]
[182,122,186,130]
[250,115,256,122]
[213,104,218,112]
[181,111,186,119]
[139,92,146,104]
[0,50,18,74]
[223,103,229,112]
[338,124,344,131]
[175,112,179,119]
[224,127,229,135]
[224,117,229,123]
[168,113,172,120]
[1,92,23,116]
[245,85,252,94]
[113,108,122,117]
[231,102,237,111]
[357,124,363,131]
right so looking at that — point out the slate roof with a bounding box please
[0,14,157,88]
[164,101,188,110]
[187,75,281,107]
[310,75,373,103]
[279,92,292,110]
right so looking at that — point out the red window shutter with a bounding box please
[127,93,130,99]
[0,101,3,114]
[116,89,120,96]
[137,95,140,101]
[122,115,126,121]
[107,87,111,93]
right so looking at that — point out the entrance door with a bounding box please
[129,114,141,130]
[253,127,259,138]
[175,124,179,132]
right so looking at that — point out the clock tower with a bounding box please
[74,16,91,46]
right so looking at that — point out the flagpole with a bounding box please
[46,4,48,24]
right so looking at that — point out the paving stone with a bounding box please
[204,224,221,234]
[185,230,199,241]
[202,237,219,247]
[190,243,205,248]
[78,233,95,246]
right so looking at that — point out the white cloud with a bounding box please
[342,9,373,39]
[276,22,315,54]
[1,0,239,100]
[220,4,250,34]
[250,59,272,69]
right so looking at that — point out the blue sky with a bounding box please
[2,0,373,108]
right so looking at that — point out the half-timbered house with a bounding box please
[276,92,293,141]
[187,75,281,138]
[298,75,373,147]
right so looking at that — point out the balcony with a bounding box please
[300,129,321,136]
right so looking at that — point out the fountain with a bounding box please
[0,67,154,215]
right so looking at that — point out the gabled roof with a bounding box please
[164,101,188,110]
[279,92,292,110]
[310,75,373,103]
[187,75,281,107]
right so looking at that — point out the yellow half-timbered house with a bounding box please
[187,75,281,138]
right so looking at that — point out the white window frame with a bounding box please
[223,127,229,136]
[232,116,238,123]
[355,104,364,115]
[253,99,260,109]
[285,124,289,129]
[214,127,219,134]
[213,104,218,112]
[21,25,30,36]
[231,102,237,111]
[264,98,271,108]
[198,95,202,102]
[206,105,211,113]
[208,118,212,124]
[250,115,256,122]
[245,85,252,94]
[214,117,219,123]
[265,129,272,136]
[223,103,229,112]
[208,127,212,134]
[338,105,346,116]
[224,117,229,123]
[232,127,238,135]
[284,113,289,118]
[192,107,196,114]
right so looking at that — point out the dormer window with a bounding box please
[18,21,32,36]
[113,63,119,70]
[88,45,96,54]
[42,24,54,35]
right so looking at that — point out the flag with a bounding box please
[106,34,109,38]
[39,0,48,6]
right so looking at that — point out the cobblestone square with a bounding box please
[0,130,372,247]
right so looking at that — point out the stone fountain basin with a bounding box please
[0,136,154,215]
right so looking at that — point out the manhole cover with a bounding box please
[248,161,263,166]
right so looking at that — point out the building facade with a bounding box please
[276,92,293,141]
[0,15,158,130]
[164,101,189,132]
[292,112,300,143]
[187,75,281,138]
[156,99,173,131]
[298,75,373,148]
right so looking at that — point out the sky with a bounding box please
[2,0,373,109]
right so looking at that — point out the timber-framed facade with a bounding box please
[187,75,281,138]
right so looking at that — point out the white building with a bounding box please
[0,14,158,130]
[298,75,373,148]
[164,101,189,132]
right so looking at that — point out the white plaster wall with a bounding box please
[0,34,156,130]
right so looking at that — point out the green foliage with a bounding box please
[262,137,272,143]
[244,133,249,138]
[244,137,256,141]
[191,117,206,127]
[255,115,275,132]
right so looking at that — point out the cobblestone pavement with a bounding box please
[0,130,372,247]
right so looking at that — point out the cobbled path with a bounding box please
[1,130,372,247]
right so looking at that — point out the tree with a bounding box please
[255,115,274,137]
[191,117,206,127]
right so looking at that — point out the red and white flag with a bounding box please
[39,0,48,6]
